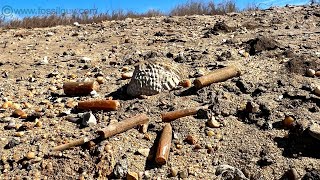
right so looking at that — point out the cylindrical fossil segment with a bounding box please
[63,81,99,96]
[52,137,89,151]
[97,114,149,139]
[194,66,240,88]
[161,106,207,122]
[78,99,120,111]
[155,123,172,165]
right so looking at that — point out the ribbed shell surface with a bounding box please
[127,62,181,96]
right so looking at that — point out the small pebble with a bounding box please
[207,117,220,128]
[96,76,104,84]
[216,133,223,140]
[15,132,24,137]
[40,56,49,64]
[82,112,97,127]
[306,69,316,77]
[12,109,26,118]
[206,130,215,137]
[139,123,148,133]
[176,144,183,149]
[49,86,57,91]
[171,167,178,177]
[185,135,197,145]
[127,171,139,180]
[104,144,113,153]
[122,72,133,79]
[6,120,16,129]
[122,67,129,72]
[23,102,32,109]
[2,101,12,109]
[136,148,150,157]
[35,120,43,128]
[179,169,188,178]
[315,86,320,96]
[26,152,36,160]
[11,103,21,110]
[283,116,295,128]
[315,71,320,77]
[80,57,92,63]
[5,138,20,149]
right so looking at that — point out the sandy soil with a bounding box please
[0,4,320,180]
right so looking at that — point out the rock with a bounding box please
[40,56,49,65]
[179,169,188,178]
[127,171,139,180]
[113,155,128,179]
[122,72,133,79]
[306,69,316,77]
[245,36,279,55]
[46,32,54,37]
[26,152,36,160]
[314,86,320,96]
[215,164,249,180]
[104,144,113,153]
[206,130,215,137]
[315,71,320,77]
[12,109,26,118]
[207,117,220,128]
[73,22,80,27]
[136,148,150,157]
[308,123,320,141]
[283,116,295,128]
[15,132,24,137]
[184,135,197,145]
[0,117,12,123]
[82,112,97,127]
[90,90,99,97]
[96,76,104,84]
[170,167,178,177]
[1,101,12,109]
[5,138,20,149]
[80,57,92,63]
[5,120,16,130]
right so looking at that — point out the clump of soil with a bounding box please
[245,36,279,55]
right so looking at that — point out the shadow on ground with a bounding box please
[274,130,320,159]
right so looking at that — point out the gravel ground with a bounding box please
[0,4,320,180]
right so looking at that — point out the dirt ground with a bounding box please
[0,4,320,180]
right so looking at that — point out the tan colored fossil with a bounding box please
[126,59,185,96]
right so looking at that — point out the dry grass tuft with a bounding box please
[0,1,239,29]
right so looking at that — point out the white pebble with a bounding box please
[207,117,220,128]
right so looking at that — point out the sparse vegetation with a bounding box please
[0,1,240,29]
[169,0,237,16]
[243,3,260,11]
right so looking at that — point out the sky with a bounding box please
[0,0,311,20]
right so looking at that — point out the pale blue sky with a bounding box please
[0,0,310,19]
